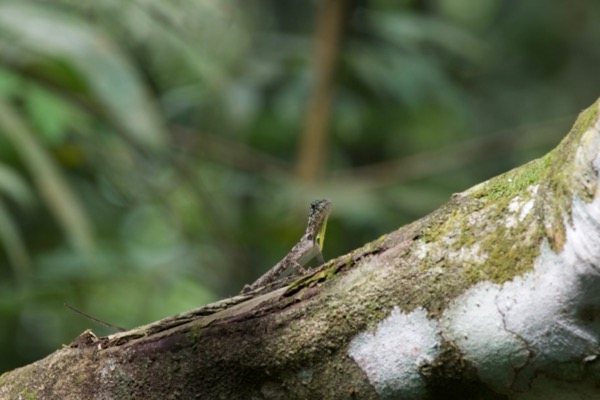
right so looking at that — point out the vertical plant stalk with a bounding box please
[295,0,346,182]
[0,97,95,254]
[0,198,32,284]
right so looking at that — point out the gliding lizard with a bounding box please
[241,199,332,293]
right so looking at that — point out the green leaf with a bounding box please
[0,162,34,205]
[0,2,167,149]
[368,11,489,62]
[0,66,20,95]
[0,198,32,284]
[24,84,77,145]
[0,96,95,254]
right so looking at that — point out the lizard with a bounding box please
[65,201,332,347]
[64,200,331,348]
[241,199,332,294]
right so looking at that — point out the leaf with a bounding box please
[0,66,20,95]
[0,198,32,284]
[0,2,167,149]
[367,10,489,62]
[24,84,78,145]
[0,96,95,254]
[0,162,34,206]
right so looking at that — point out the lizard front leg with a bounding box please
[240,199,331,294]
[289,259,308,276]
[241,255,320,294]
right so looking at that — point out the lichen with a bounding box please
[0,367,40,400]
[417,100,600,287]
[3,101,599,400]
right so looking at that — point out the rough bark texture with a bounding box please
[2,99,600,399]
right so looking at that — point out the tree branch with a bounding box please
[2,99,600,399]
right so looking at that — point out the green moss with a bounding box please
[20,389,39,400]
[418,100,600,286]
[285,232,391,295]
[472,155,551,201]
[188,324,203,340]
[0,362,43,400]
[2,385,39,399]
[252,100,600,397]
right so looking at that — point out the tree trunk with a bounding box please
[3,99,600,399]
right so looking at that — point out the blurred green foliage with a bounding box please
[0,0,599,372]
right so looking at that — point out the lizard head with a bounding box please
[308,199,332,250]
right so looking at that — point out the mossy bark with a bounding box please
[1,99,600,399]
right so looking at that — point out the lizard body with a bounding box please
[242,199,332,293]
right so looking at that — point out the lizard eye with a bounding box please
[310,199,326,210]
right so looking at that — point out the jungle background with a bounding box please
[0,0,599,373]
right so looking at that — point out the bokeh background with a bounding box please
[0,0,599,373]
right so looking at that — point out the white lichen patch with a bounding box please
[417,234,489,267]
[414,241,428,260]
[520,185,538,221]
[438,193,600,395]
[508,195,523,213]
[441,193,600,395]
[446,242,488,265]
[497,193,600,391]
[348,307,441,399]
[465,205,500,233]
[441,282,529,391]
[348,118,600,397]
[99,357,119,382]
[505,185,538,228]
[351,194,600,397]
[519,198,535,221]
